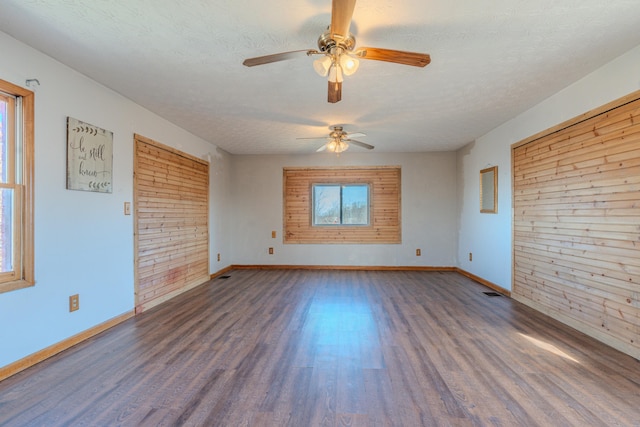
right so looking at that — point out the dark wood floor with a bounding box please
[0,270,638,426]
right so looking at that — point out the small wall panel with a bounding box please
[134,135,209,313]
[512,94,640,359]
[283,167,401,244]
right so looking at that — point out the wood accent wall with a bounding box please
[134,135,210,313]
[283,167,401,244]
[512,93,640,359]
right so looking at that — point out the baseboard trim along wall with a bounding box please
[230,264,458,272]
[0,310,134,382]
[210,265,234,280]
[455,268,511,297]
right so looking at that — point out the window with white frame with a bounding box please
[0,79,34,293]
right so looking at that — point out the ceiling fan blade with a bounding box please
[243,50,315,67]
[346,132,366,138]
[353,47,431,67]
[316,143,329,152]
[328,81,342,103]
[296,137,330,140]
[347,139,374,150]
[330,0,357,39]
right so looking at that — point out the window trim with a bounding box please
[311,183,370,226]
[0,79,34,293]
[283,166,401,244]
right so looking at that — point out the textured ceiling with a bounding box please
[1,0,640,154]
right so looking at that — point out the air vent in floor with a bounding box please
[483,291,502,297]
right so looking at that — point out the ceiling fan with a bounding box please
[297,125,374,153]
[242,0,431,103]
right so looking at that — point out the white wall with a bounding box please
[4,25,638,371]
[229,152,458,267]
[457,44,640,290]
[209,147,233,270]
[0,32,231,368]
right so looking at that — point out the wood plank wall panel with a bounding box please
[512,96,640,359]
[283,167,401,244]
[134,135,209,313]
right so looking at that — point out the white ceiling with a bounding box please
[1,0,640,155]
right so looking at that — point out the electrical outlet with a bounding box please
[69,294,79,312]
[268,247,274,255]
[416,249,421,256]
[469,252,473,261]
[217,253,221,262]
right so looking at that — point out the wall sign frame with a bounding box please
[66,117,113,193]
[480,166,498,213]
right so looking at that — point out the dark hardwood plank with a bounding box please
[0,269,638,426]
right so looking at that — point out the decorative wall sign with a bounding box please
[66,117,113,193]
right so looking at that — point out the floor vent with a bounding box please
[483,291,502,297]
[218,275,231,279]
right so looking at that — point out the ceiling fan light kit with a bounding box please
[243,0,431,104]
[313,55,332,76]
[328,61,344,83]
[326,139,349,154]
[299,125,375,154]
[339,54,359,75]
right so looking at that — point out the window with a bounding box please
[283,167,401,244]
[0,79,34,293]
[313,184,369,225]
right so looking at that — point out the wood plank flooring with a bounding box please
[0,269,638,426]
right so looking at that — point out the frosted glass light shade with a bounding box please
[328,64,343,83]
[313,56,332,76]
[339,55,359,75]
[326,139,349,153]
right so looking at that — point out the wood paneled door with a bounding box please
[133,134,209,313]
[512,92,640,359]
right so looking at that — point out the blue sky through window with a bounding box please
[313,184,368,225]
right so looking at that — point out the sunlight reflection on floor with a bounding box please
[518,333,580,363]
